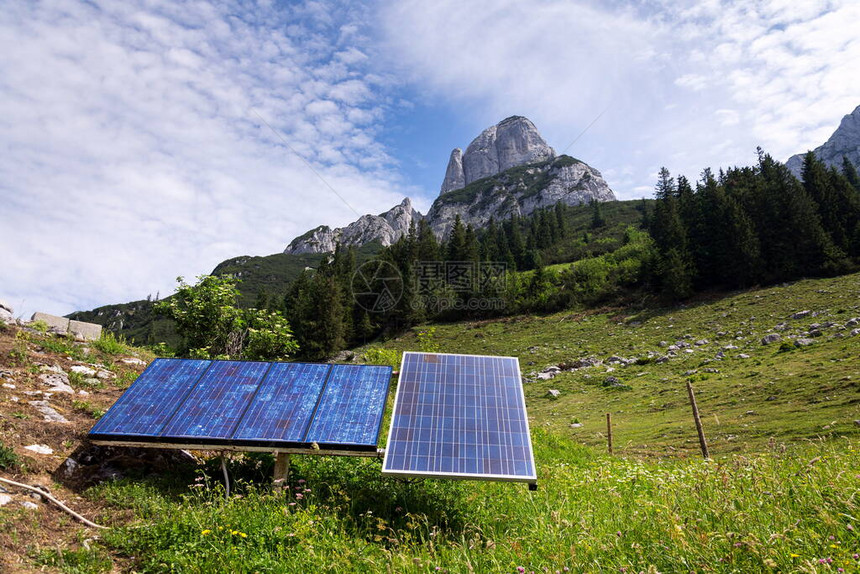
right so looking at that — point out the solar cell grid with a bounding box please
[382,352,536,482]
[90,359,392,452]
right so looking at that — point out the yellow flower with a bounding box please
[201,530,211,536]
[790,553,800,558]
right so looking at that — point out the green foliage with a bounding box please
[30,319,50,333]
[415,326,439,353]
[91,332,128,355]
[0,441,20,470]
[156,275,298,360]
[34,546,112,574]
[362,347,402,369]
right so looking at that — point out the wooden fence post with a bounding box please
[606,413,613,455]
[273,452,290,490]
[686,381,710,460]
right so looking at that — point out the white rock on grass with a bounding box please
[121,357,147,366]
[24,444,53,455]
[70,365,97,376]
[28,400,69,423]
[0,494,12,506]
[39,373,74,394]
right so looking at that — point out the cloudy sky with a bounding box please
[1,0,858,319]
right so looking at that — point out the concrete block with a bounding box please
[69,320,102,341]
[30,312,70,333]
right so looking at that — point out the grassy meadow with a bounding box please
[13,271,860,573]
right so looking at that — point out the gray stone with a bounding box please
[738,353,751,359]
[20,501,39,510]
[569,423,583,428]
[786,105,860,177]
[0,299,14,324]
[30,312,69,333]
[39,373,74,394]
[69,320,102,341]
[850,328,860,337]
[854,420,860,427]
[28,400,69,423]
[790,310,812,320]
[695,339,709,346]
[24,444,53,455]
[546,389,561,398]
[121,357,147,366]
[536,372,555,380]
[794,338,815,347]
[761,333,781,345]
[846,317,859,327]
[0,494,11,506]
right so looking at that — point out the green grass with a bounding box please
[0,441,20,470]
[86,433,859,573]
[33,546,113,574]
[91,332,129,355]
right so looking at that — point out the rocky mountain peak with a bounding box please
[440,116,555,194]
[786,104,860,176]
[283,198,421,255]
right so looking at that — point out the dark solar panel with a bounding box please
[89,358,210,437]
[90,359,392,452]
[382,352,536,482]
[305,365,392,447]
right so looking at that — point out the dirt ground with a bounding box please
[0,322,150,572]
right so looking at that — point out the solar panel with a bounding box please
[305,365,391,447]
[89,358,392,452]
[381,352,536,484]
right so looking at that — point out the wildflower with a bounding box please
[298,479,306,484]
[289,502,296,506]
[304,488,311,493]
[201,530,211,536]
[295,493,304,500]
[517,567,526,573]
[790,554,800,558]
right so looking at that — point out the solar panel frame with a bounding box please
[381,352,537,484]
[89,358,392,453]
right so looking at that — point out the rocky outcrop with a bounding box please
[0,299,14,325]
[427,155,615,237]
[440,148,465,194]
[787,105,860,177]
[284,198,421,255]
[442,116,556,193]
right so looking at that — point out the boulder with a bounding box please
[794,338,815,347]
[761,333,781,345]
[545,389,561,398]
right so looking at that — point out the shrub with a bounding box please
[92,332,128,355]
[0,442,19,470]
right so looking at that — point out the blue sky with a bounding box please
[1,0,858,319]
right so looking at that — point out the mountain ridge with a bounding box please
[786,104,860,176]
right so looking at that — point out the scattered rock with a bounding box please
[854,420,860,428]
[658,341,668,347]
[703,368,720,373]
[845,317,859,327]
[850,328,860,337]
[683,369,698,377]
[744,410,756,415]
[766,396,777,401]
[20,501,39,510]
[536,372,555,381]
[70,365,97,376]
[96,370,116,380]
[655,356,669,364]
[39,373,74,394]
[2,382,15,389]
[28,400,70,423]
[667,345,679,352]
[723,344,739,350]
[791,310,812,319]
[546,389,561,399]
[761,334,781,345]
[794,338,815,347]
[0,494,12,506]
[57,445,198,489]
[714,351,725,359]
[695,339,709,346]
[773,322,788,331]
[738,353,751,359]
[569,423,583,428]
[24,444,54,455]
[121,357,147,366]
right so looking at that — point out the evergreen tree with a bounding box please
[589,199,606,229]
[842,156,860,191]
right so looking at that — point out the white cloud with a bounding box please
[376,0,859,199]
[0,0,409,318]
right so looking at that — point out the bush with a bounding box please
[92,331,128,355]
[0,442,20,470]
[363,347,402,369]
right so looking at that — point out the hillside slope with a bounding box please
[376,271,860,455]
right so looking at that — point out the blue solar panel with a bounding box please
[306,365,391,447]
[161,361,271,439]
[234,363,331,443]
[382,352,536,482]
[90,359,392,452]
[89,358,210,437]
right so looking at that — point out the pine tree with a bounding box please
[842,156,860,191]
[590,199,606,229]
